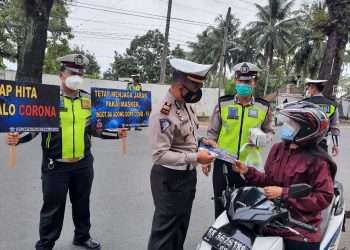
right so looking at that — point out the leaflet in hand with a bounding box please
[198,143,237,164]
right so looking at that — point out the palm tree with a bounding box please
[291,1,327,78]
[246,0,296,96]
[188,13,240,74]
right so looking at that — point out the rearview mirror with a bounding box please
[288,183,311,199]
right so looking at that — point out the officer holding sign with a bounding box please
[127,73,142,91]
[303,78,340,155]
[5,54,128,250]
[148,58,217,250]
[207,62,274,218]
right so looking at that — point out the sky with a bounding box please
[5,0,308,74]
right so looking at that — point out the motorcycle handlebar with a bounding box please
[288,218,318,233]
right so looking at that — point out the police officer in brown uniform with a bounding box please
[148,58,218,250]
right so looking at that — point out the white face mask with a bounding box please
[305,90,311,97]
[64,75,84,90]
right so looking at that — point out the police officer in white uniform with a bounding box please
[148,58,217,250]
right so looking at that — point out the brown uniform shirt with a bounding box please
[149,90,200,166]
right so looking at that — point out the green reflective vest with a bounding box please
[41,90,92,159]
[217,95,269,161]
[304,95,337,118]
[127,83,142,91]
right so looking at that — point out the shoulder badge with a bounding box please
[82,100,91,109]
[219,95,235,103]
[160,102,172,115]
[160,119,171,133]
[79,89,91,99]
[255,96,270,107]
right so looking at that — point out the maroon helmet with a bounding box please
[277,101,329,145]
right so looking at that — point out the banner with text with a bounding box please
[91,87,152,129]
[0,80,60,132]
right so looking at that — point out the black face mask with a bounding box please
[181,85,202,103]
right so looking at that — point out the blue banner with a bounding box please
[91,87,152,129]
[0,80,60,132]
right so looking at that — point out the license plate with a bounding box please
[202,227,251,250]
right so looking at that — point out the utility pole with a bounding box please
[218,7,231,97]
[159,0,172,84]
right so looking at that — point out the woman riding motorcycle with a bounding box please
[233,101,337,250]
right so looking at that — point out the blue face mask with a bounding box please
[235,84,253,97]
[280,123,297,141]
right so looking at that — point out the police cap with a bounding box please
[233,62,261,81]
[57,54,89,74]
[305,78,327,86]
[170,58,212,86]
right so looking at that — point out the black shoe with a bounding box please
[135,127,142,131]
[73,238,101,249]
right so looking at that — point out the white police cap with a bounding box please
[57,54,89,74]
[233,62,261,80]
[305,78,327,85]
[170,58,212,84]
[131,73,140,77]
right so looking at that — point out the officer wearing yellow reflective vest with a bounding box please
[303,78,340,156]
[207,62,274,218]
[127,73,142,91]
[127,73,143,131]
[5,54,128,250]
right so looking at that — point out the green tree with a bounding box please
[291,1,327,78]
[126,29,165,83]
[188,14,240,73]
[103,52,138,81]
[318,0,350,98]
[103,30,186,83]
[0,0,73,83]
[43,39,71,74]
[246,0,296,96]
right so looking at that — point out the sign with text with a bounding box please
[0,80,60,132]
[91,87,152,129]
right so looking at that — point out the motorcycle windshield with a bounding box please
[230,187,270,211]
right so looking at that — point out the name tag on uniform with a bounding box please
[180,119,189,126]
[60,98,68,112]
[81,100,91,109]
[320,105,330,113]
[227,107,239,119]
[248,108,258,118]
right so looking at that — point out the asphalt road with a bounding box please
[0,125,350,250]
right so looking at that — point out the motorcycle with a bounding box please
[197,165,345,250]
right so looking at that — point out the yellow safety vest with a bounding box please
[217,95,269,161]
[304,96,337,118]
[128,83,142,91]
[42,90,92,159]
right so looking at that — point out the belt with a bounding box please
[162,164,196,171]
[55,156,85,163]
